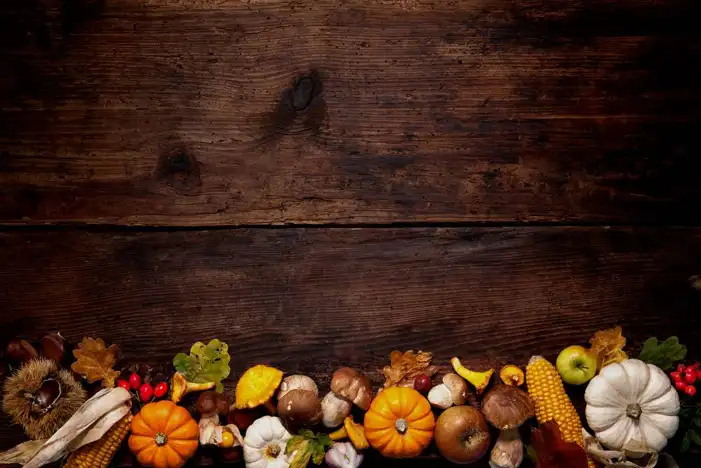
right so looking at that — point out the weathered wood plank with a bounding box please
[1,0,700,225]
[1,227,700,462]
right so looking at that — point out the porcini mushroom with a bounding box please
[481,385,535,468]
[235,365,283,414]
[428,373,467,409]
[277,389,322,428]
[277,375,318,400]
[330,367,373,411]
[321,391,352,428]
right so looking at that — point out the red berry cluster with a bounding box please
[117,372,169,403]
[670,363,700,397]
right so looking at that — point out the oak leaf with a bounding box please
[383,350,438,388]
[71,337,120,388]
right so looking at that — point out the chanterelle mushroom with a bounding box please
[330,368,373,411]
[481,385,535,468]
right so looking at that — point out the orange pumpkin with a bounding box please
[128,400,199,468]
[364,387,435,458]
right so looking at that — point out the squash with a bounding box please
[364,387,435,458]
[585,359,680,454]
[243,416,292,468]
[128,400,199,468]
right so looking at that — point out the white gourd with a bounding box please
[585,359,679,454]
[325,442,364,468]
[243,416,292,468]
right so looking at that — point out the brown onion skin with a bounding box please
[435,406,491,464]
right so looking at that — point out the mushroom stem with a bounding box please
[489,429,523,468]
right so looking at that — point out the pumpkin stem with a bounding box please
[395,418,408,435]
[266,443,281,458]
[155,432,168,446]
[626,403,642,420]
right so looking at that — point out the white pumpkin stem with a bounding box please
[626,403,642,420]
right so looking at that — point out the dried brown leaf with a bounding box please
[383,350,438,388]
[71,338,120,388]
[589,326,627,371]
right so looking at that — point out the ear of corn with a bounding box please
[65,413,132,468]
[526,355,595,468]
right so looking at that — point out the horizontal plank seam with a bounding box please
[0,221,699,232]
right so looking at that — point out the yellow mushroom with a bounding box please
[171,372,216,404]
[451,357,494,395]
[499,365,525,387]
[235,365,283,414]
[328,417,369,450]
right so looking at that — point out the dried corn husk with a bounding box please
[0,387,131,468]
[198,412,243,447]
[583,429,678,468]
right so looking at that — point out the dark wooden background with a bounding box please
[2,0,701,466]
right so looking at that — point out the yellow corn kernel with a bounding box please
[526,356,595,468]
[65,414,132,468]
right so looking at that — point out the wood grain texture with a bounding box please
[1,227,700,465]
[1,0,700,225]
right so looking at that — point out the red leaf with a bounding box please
[532,421,589,468]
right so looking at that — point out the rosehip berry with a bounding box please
[696,371,701,381]
[689,362,700,371]
[686,386,697,397]
[675,380,689,392]
[117,379,131,392]
[685,371,697,384]
[413,375,432,394]
[128,372,142,390]
[139,383,154,402]
[678,364,687,373]
[153,381,169,399]
[671,371,681,381]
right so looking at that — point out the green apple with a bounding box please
[556,345,597,385]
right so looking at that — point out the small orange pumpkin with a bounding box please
[128,400,199,468]
[364,387,435,458]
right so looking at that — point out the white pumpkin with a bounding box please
[585,359,679,454]
[325,442,364,468]
[243,416,293,468]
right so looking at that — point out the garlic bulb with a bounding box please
[325,442,363,468]
[321,392,352,428]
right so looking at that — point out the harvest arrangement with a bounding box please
[0,327,695,467]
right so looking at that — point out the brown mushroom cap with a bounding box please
[277,389,322,427]
[330,368,373,411]
[481,385,535,430]
[443,373,468,406]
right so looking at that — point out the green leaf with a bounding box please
[317,434,333,448]
[298,429,316,439]
[172,339,231,392]
[681,432,691,452]
[690,430,701,446]
[289,446,312,468]
[637,336,687,371]
[525,444,538,463]
[311,446,325,465]
[286,437,308,455]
